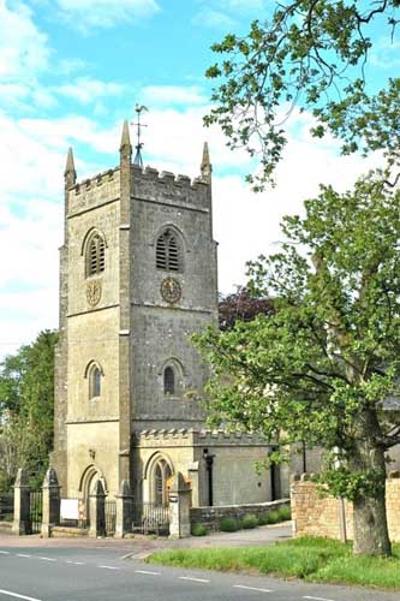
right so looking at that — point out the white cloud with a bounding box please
[54,0,160,29]
[141,85,208,107]
[0,109,119,360]
[370,38,400,69]
[193,0,268,28]
[0,1,50,79]
[214,143,380,293]
[0,98,382,360]
[219,0,267,10]
[57,78,126,104]
[192,9,235,29]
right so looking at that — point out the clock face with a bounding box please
[86,279,102,307]
[161,277,182,304]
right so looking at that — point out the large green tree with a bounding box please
[202,0,400,556]
[205,0,400,189]
[195,173,400,556]
[0,330,58,491]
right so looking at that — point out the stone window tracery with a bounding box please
[153,459,172,505]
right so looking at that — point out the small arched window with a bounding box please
[156,229,182,272]
[164,366,175,395]
[86,233,105,277]
[89,366,101,399]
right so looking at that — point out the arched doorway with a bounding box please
[79,465,106,526]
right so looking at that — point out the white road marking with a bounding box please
[16,555,31,559]
[98,565,120,571]
[135,569,161,576]
[233,584,273,593]
[0,551,10,555]
[65,560,85,566]
[178,576,210,584]
[38,557,56,562]
[0,590,42,601]
[303,597,336,601]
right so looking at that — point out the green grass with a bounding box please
[147,537,400,590]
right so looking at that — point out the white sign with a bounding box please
[60,498,79,520]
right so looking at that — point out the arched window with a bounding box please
[156,229,182,272]
[164,366,175,395]
[89,365,101,399]
[86,233,105,277]
[153,459,172,505]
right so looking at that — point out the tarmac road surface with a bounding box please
[0,544,399,601]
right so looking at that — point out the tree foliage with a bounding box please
[195,173,400,555]
[0,330,58,491]
[218,286,274,330]
[205,0,400,189]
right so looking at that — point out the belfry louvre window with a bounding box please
[164,366,175,395]
[87,234,105,276]
[156,229,182,272]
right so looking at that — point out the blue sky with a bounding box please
[0,0,397,358]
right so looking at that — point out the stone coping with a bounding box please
[70,164,208,195]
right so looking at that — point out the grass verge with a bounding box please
[147,536,400,590]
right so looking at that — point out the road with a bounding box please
[0,544,398,601]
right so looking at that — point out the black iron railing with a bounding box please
[132,503,169,535]
[105,500,116,535]
[0,492,14,522]
[29,490,42,534]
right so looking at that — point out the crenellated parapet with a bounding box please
[67,167,120,216]
[132,164,210,211]
[134,428,268,447]
[66,163,211,217]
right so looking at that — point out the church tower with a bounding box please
[53,122,218,506]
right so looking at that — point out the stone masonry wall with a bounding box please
[291,472,400,542]
[386,475,400,542]
[190,499,290,531]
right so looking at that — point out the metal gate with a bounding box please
[29,490,42,534]
[105,500,116,536]
[0,492,14,522]
[132,503,169,535]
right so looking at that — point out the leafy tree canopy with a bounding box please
[218,286,274,330]
[0,330,58,491]
[195,173,400,555]
[205,0,400,189]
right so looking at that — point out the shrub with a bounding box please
[257,513,270,526]
[266,510,280,524]
[191,523,207,536]
[277,506,291,521]
[241,514,258,529]
[219,517,240,532]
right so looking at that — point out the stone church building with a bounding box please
[52,121,285,519]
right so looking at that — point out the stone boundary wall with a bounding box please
[291,472,400,543]
[190,498,290,530]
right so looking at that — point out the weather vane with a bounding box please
[132,104,148,167]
